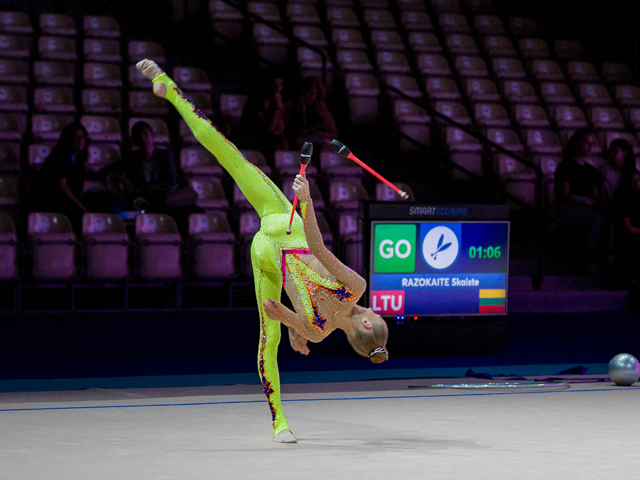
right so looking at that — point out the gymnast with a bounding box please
[136,60,389,443]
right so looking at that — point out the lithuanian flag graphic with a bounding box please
[479,289,506,314]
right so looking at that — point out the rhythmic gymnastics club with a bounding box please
[330,140,409,200]
[286,141,313,235]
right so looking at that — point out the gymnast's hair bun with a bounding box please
[369,352,388,364]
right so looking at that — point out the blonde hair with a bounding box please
[345,313,389,363]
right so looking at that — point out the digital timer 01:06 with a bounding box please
[469,246,501,259]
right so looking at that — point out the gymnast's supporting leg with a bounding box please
[136,60,291,219]
[252,237,296,443]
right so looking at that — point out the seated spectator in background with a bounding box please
[31,123,113,229]
[237,71,288,162]
[108,121,201,231]
[554,129,603,266]
[612,170,640,283]
[284,76,338,151]
[600,138,635,207]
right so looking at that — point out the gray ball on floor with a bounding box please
[608,353,640,386]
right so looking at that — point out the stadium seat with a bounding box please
[34,61,75,85]
[376,182,415,201]
[0,34,31,59]
[497,154,536,207]
[32,114,72,141]
[361,0,391,8]
[0,85,27,112]
[447,34,479,55]
[82,213,131,280]
[83,39,121,63]
[589,107,624,130]
[577,83,612,106]
[82,115,122,142]
[0,212,18,279]
[514,104,551,129]
[38,36,77,61]
[540,82,575,105]
[408,32,442,53]
[363,9,396,29]
[553,105,588,130]
[345,73,380,124]
[426,77,461,100]
[435,101,472,125]
[492,57,526,79]
[474,15,504,35]
[529,60,564,82]
[0,142,19,172]
[508,17,537,37]
[518,38,550,59]
[180,146,223,178]
[466,0,493,13]
[474,103,511,128]
[329,182,369,213]
[189,213,236,279]
[296,48,334,88]
[554,40,584,60]
[463,78,500,102]
[28,143,54,171]
[83,15,121,38]
[248,2,282,22]
[393,99,431,151]
[319,151,363,180]
[453,55,488,77]
[418,53,452,77]
[0,112,26,140]
[274,150,318,179]
[331,29,367,50]
[501,80,539,104]
[338,212,359,239]
[525,129,562,155]
[432,0,462,13]
[625,107,640,130]
[566,61,599,83]
[135,214,184,279]
[190,178,229,211]
[186,92,214,116]
[397,0,426,11]
[129,90,169,115]
[376,51,411,73]
[33,87,74,113]
[326,7,359,28]
[39,13,76,36]
[82,89,122,114]
[210,0,243,44]
[445,126,482,179]
[370,30,404,52]
[252,23,289,66]
[28,212,78,280]
[0,58,28,84]
[287,4,320,24]
[486,128,524,155]
[173,66,212,92]
[336,50,373,72]
[614,85,640,107]
[400,11,434,32]
[602,63,633,84]
[219,93,248,122]
[481,35,516,58]
[128,63,150,88]
[84,62,122,88]
[239,211,261,242]
[128,117,168,144]
[292,25,328,47]
[240,150,272,176]
[86,143,120,172]
[0,11,33,34]
[438,13,470,33]
[127,40,165,66]
[385,75,421,98]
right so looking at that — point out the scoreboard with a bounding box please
[367,204,510,317]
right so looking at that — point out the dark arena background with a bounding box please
[1,0,640,478]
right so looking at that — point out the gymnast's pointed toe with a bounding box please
[274,430,297,443]
[136,59,164,81]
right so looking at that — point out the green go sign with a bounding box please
[374,224,416,273]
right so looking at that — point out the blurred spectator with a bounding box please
[600,138,635,206]
[612,170,640,283]
[284,76,338,151]
[31,123,112,229]
[554,129,603,265]
[238,71,288,161]
[109,121,201,231]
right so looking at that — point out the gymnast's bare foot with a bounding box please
[136,59,167,98]
[275,429,297,443]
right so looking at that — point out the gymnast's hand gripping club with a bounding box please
[286,141,313,235]
[330,140,409,200]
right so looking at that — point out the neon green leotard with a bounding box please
[153,73,359,437]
